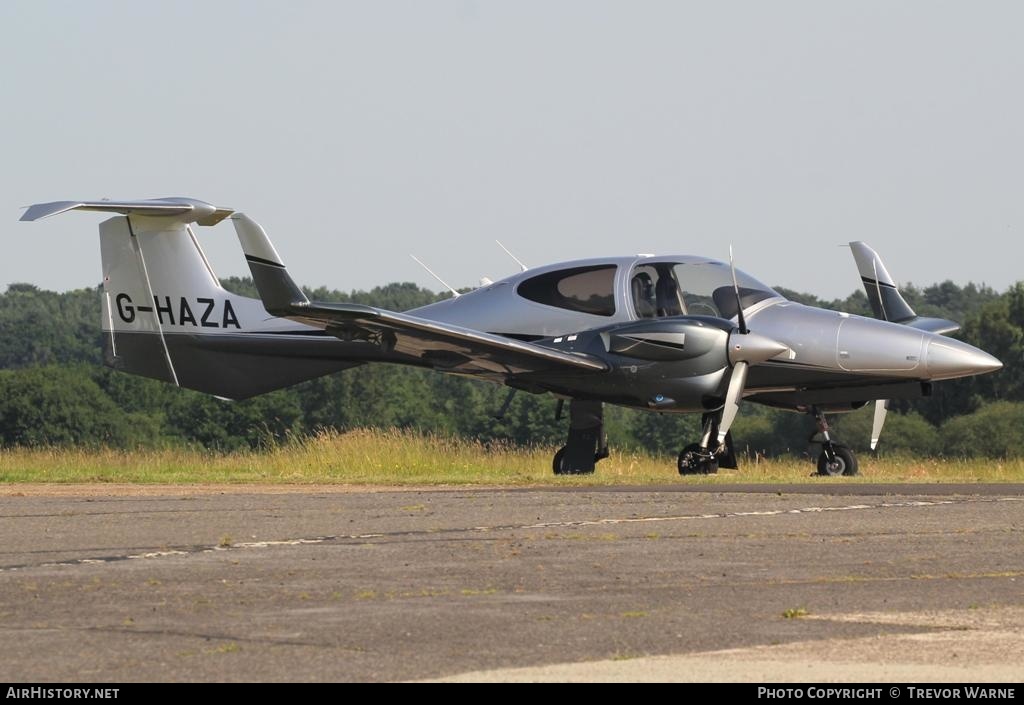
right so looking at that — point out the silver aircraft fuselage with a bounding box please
[406,254,998,413]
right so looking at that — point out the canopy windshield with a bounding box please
[629,261,781,320]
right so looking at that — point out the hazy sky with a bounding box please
[3,1,1022,301]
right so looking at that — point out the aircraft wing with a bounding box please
[292,301,608,379]
[230,212,606,381]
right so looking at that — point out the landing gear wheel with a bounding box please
[553,446,568,474]
[552,446,598,475]
[817,445,858,477]
[677,443,719,475]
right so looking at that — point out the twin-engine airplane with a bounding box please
[21,197,1002,476]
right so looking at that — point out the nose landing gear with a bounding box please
[677,413,737,475]
[677,443,718,475]
[812,407,859,476]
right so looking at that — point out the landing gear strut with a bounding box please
[677,413,737,475]
[553,399,608,475]
[811,407,859,476]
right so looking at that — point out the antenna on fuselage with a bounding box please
[495,240,528,272]
[410,255,461,298]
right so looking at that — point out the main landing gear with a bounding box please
[677,413,738,475]
[811,407,859,476]
[549,401,858,478]
[552,399,609,475]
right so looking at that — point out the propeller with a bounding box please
[870,399,888,450]
[730,246,748,334]
[715,247,787,447]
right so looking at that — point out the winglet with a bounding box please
[849,242,916,323]
[20,198,233,226]
[231,213,309,316]
[849,241,960,335]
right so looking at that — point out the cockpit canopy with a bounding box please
[629,260,780,320]
[509,257,781,325]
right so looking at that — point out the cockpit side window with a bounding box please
[631,263,687,318]
[630,261,780,320]
[630,267,657,318]
[655,272,684,316]
[517,265,617,317]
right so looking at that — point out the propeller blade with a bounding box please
[729,245,747,334]
[717,360,748,445]
[870,399,888,450]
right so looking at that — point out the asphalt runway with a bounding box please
[1,484,1022,682]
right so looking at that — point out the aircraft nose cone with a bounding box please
[925,338,1003,380]
[729,331,790,365]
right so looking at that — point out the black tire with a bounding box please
[553,446,568,474]
[816,445,859,477]
[552,446,598,475]
[678,443,719,476]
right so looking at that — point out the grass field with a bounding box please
[0,428,1022,485]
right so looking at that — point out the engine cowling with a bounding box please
[601,317,732,363]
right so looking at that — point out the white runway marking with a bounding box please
[4,496,1021,573]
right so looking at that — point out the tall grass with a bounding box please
[0,427,1022,485]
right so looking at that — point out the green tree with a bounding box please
[0,284,102,368]
[941,402,1024,458]
[164,389,305,450]
[627,411,701,457]
[830,406,940,456]
[0,365,160,447]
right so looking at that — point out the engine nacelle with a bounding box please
[600,316,732,363]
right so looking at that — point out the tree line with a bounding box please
[0,276,1021,458]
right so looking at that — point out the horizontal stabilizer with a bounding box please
[20,198,233,226]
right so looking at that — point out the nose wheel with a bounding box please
[811,407,859,476]
[817,444,858,476]
[677,413,730,475]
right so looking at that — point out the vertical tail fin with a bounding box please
[22,198,358,399]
